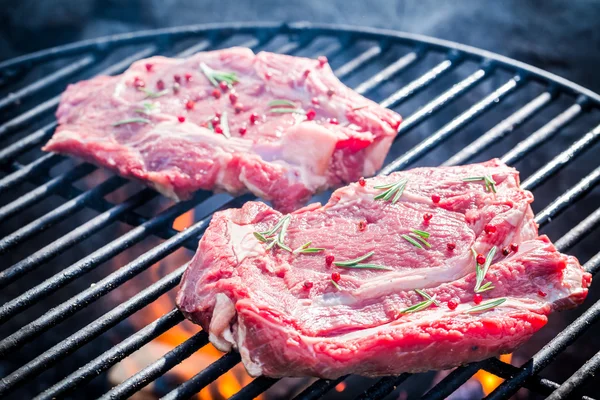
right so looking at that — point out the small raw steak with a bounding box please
[43,47,401,211]
[176,159,590,378]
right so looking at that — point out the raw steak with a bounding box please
[43,47,401,211]
[176,159,591,378]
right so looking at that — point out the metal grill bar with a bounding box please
[293,377,347,400]
[381,76,521,175]
[547,350,600,400]
[0,55,96,111]
[228,377,279,400]
[354,374,411,400]
[334,45,383,78]
[421,363,481,400]
[443,91,554,166]
[34,309,185,400]
[99,331,209,400]
[0,47,157,141]
[161,352,242,400]
[355,50,421,95]
[521,122,600,190]
[501,102,585,165]
[0,153,63,194]
[554,207,600,251]
[0,122,57,165]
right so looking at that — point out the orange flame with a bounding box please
[473,354,513,395]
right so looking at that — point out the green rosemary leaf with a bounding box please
[333,251,375,267]
[474,246,497,292]
[466,298,507,313]
[373,182,397,189]
[415,289,440,306]
[268,99,297,108]
[253,232,268,243]
[221,111,231,139]
[351,105,369,111]
[462,176,486,182]
[475,282,495,293]
[400,298,435,314]
[208,120,214,132]
[411,229,430,239]
[463,175,497,193]
[134,102,157,115]
[200,63,218,86]
[138,87,169,99]
[199,62,239,87]
[408,233,432,248]
[331,280,342,290]
[374,179,408,203]
[402,234,424,249]
[269,107,306,114]
[296,247,326,254]
[259,216,288,237]
[336,263,393,271]
[391,181,407,204]
[277,242,293,252]
[112,118,151,127]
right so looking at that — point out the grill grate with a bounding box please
[0,22,599,399]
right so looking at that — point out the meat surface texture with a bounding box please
[176,159,591,378]
[43,47,401,211]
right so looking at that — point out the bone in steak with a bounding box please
[176,159,591,378]
[43,47,401,211]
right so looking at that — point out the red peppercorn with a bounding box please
[538,290,547,297]
[265,71,273,80]
[306,109,316,121]
[185,100,195,110]
[211,89,221,99]
[239,125,247,135]
[358,177,366,187]
[156,80,165,90]
[249,113,260,124]
[214,112,222,118]
[173,82,180,93]
[331,272,341,282]
[303,69,311,78]
[234,104,244,114]
[145,63,153,72]
[447,299,459,310]
[358,220,367,231]
[391,118,402,130]
[327,89,335,97]
[311,97,320,105]
[431,194,441,204]
[328,118,339,125]
[318,55,328,67]
[447,242,456,251]
[214,125,223,134]
[229,92,238,104]
[219,81,229,91]
[325,255,335,266]
[133,77,145,88]
[177,116,186,123]
[423,213,433,222]
[173,74,181,83]
[473,294,483,305]
[502,247,510,256]
[184,73,193,82]
[510,243,519,252]
[304,281,313,289]
[476,254,486,265]
[484,224,497,234]
[211,116,220,125]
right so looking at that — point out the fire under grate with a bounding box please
[0,22,599,400]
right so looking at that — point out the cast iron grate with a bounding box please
[0,22,599,399]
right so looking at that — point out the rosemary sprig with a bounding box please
[476,281,495,293]
[462,175,497,193]
[268,99,297,108]
[138,87,169,99]
[220,111,231,139]
[331,280,342,290]
[334,251,375,267]
[336,263,393,271]
[293,241,325,254]
[402,234,425,249]
[351,105,369,111]
[474,246,497,293]
[373,178,408,204]
[415,289,440,306]
[207,120,215,132]
[134,102,157,115]
[254,216,292,252]
[407,229,432,248]
[269,107,306,115]
[466,298,507,313]
[112,118,151,127]
[400,289,438,314]
[199,63,239,87]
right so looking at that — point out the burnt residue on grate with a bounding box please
[0,23,599,400]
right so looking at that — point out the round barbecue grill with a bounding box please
[0,22,599,400]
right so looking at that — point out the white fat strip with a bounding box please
[301,297,542,344]
[208,293,237,352]
[236,319,264,376]
[227,221,266,264]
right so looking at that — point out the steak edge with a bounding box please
[176,159,591,378]
[43,47,401,211]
